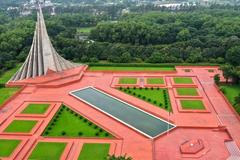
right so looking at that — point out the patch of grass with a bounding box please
[88,66,175,71]
[78,143,110,160]
[29,142,66,160]
[0,87,19,106]
[42,105,112,138]
[147,78,164,84]
[0,139,21,157]
[180,100,205,110]
[0,64,21,84]
[119,78,137,84]
[174,77,193,84]
[21,104,50,114]
[119,88,172,111]
[220,84,240,114]
[4,120,37,133]
[77,27,95,33]
[176,88,198,96]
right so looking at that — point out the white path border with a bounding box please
[69,86,176,139]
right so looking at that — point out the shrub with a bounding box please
[70,110,74,114]
[50,123,55,126]
[53,119,57,122]
[94,125,98,129]
[133,86,136,89]
[142,96,146,100]
[44,131,49,135]
[147,98,151,102]
[107,154,132,160]
[137,94,141,98]
[151,87,154,90]
[159,103,163,107]
[139,87,142,90]
[66,108,69,111]
[133,92,136,96]
[99,128,103,132]
[78,132,83,136]
[119,87,123,90]
[145,87,148,90]
[127,87,130,89]
[123,89,127,92]
[47,127,52,130]
[105,133,109,137]
[83,119,87,122]
[95,132,99,136]
[220,87,226,94]
[214,74,220,85]
[153,100,157,104]
[62,106,66,109]
[61,131,66,136]
[88,122,93,126]
[79,116,83,119]
[74,113,78,117]
[128,90,132,94]
[157,87,160,90]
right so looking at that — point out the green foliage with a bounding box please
[108,154,132,160]
[214,74,220,85]
[234,94,240,106]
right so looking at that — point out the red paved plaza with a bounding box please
[0,66,240,160]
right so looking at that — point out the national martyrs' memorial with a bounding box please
[0,4,239,160]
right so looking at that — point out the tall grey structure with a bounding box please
[10,5,79,82]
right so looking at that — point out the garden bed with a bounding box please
[78,143,110,160]
[28,142,67,160]
[42,105,112,138]
[118,87,172,111]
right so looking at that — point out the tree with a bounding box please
[226,46,240,66]
[120,52,131,63]
[220,64,234,83]
[214,74,220,85]
[177,28,191,41]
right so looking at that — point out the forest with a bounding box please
[0,7,239,82]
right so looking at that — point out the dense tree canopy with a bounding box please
[1,7,240,77]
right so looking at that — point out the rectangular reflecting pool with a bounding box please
[70,87,175,138]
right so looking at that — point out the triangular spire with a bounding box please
[10,4,79,82]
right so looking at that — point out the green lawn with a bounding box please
[0,139,21,157]
[220,84,240,114]
[174,77,194,84]
[88,66,175,71]
[147,78,164,84]
[78,143,110,160]
[176,88,198,96]
[77,27,95,33]
[119,78,137,84]
[21,104,50,114]
[180,100,205,110]
[29,142,66,160]
[0,87,19,106]
[0,64,21,84]
[119,88,172,111]
[4,120,37,133]
[42,105,112,138]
